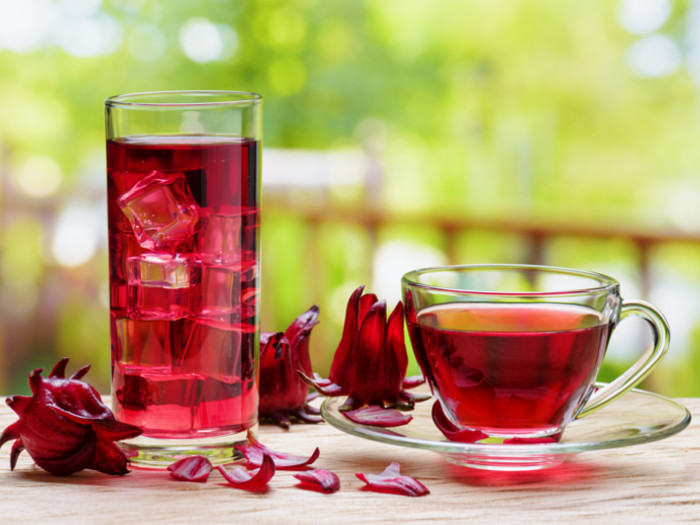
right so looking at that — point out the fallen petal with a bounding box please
[343,405,413,427]
[293,469,341,493]
[431,402,487,443]
[217,453,275,491]
[236,438,320,470]
[356,462,429,497]
[167,456,214,482]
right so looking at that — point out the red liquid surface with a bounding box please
[107,136,258,439]
[407,303,611,436]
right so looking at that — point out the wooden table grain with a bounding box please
[0,396,698,525]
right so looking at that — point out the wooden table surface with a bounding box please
[1,395,698,525]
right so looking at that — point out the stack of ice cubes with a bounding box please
[115,168,257,384]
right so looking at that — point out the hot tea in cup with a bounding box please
[402,264,670,441]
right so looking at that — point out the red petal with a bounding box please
[294,469,341,493]
[347,301,387,404]
[399,390,432,404]
[356,462,429,497]
[290,406,323,424]
[306,391,320,403]
[328,286,364,386]
[4,395,31,416]
[35,432,98,476]
[260,331,284,358]
[45,375,114,423]
[28,368,44,394]
[167,456,213,482]
[9,439,24,471]
[91,418,143,442]
[72,365,91,381]
[284,305,320,378]
[267,411,292,429]
[343,405,413,427]
[358,292,378,323]
[259,335,296,419]
[431,401,487,443]
[0,421,20,448]
[217,453,275,491]
[402,374,426,389]
[384,302,408,396]
[49,358,69,378]
[88,438,131,476]
[302,372,345,396]
[359,300,387,361]
[236,438,319,470]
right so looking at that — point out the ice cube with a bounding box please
[193,262,257,322]
[196,266,239,321]
[178,318,256,382]
[126,254,201,320]
[200,213,241,265]
[114,316,184,367]
[199,210,257,265]
[117,170,200,252]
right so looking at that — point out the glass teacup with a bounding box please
[402,264,670,441]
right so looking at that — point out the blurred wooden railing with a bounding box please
[264,200,700,301]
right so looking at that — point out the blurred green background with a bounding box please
[2,0,700,397]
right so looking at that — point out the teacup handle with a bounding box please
[577,300,670,419]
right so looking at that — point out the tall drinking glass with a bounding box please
[105,91,262,467]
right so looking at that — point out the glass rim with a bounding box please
[105,90,262,109]
[401,263,620,297]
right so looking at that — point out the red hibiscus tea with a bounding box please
[106,91,262,466]
[108,136,258,437]
[402,265,670,442]
[407,302,611,437]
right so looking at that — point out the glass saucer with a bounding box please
[321,387,691,471]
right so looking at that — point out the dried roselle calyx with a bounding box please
[259,306,323,428]
[0,358,142,476]
[308,286,428,411]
